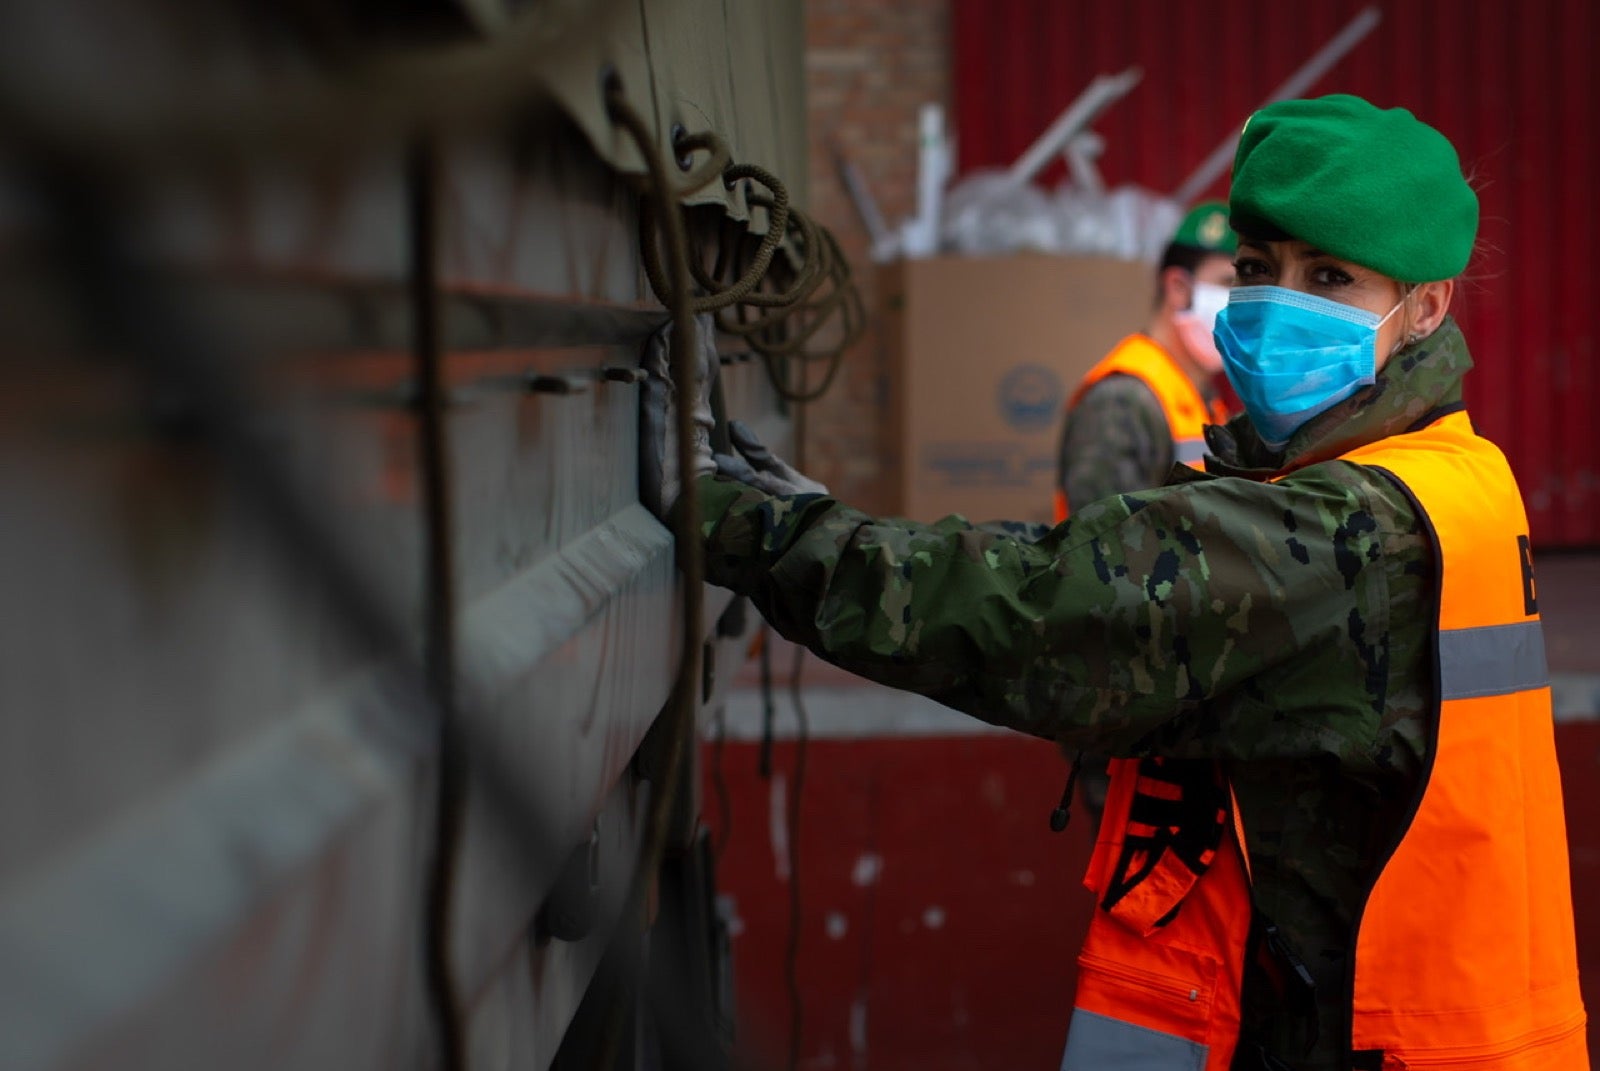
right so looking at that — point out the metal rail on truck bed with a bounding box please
[0,3,851,1068]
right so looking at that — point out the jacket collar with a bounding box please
[1203,316,1474,480]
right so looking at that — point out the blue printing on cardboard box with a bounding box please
[920,442,1055,488]
[996,363,1064,432]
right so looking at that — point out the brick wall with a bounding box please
[801,0,950,511]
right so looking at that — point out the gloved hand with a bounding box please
[639,313,720,519]
[713,419,829,497]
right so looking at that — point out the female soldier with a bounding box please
[660,94,1588,1069]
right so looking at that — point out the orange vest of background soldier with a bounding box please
[1053,335,1231,522]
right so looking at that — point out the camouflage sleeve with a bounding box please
[694,462,1423,760]
[1057,375,1173,511]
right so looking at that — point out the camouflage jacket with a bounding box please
[696,320,1479,1068]
[1057,373,1174,508]
[1057,370,1203,510]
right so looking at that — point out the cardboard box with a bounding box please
[880,253,1152,525]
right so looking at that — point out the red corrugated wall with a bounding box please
[953,0,1598,547]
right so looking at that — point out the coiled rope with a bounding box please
[605,78,865,1069]
[633,129,866,404]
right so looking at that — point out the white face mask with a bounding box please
[1173,280,1231,373]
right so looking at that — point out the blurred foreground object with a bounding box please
[0,2,858,1068]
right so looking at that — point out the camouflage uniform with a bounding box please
[1056,362,1227,823]
[694,320,1484,1068]
[1057,371,1188,508]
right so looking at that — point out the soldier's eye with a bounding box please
[1234,257,1271,282]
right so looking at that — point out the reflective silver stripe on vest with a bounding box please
[1060,1008,1207,1071]
[1438,620,1549,701]
[1174,437,1208,464]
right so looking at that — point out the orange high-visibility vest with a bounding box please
[1053,334,1229,522]
[1061,409,1589,1070]
[1066,756,1253,1069]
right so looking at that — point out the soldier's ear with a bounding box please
[1410,279,1454,338]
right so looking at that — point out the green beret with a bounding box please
[1228,94,1478,282]
[1170,200,1237,255]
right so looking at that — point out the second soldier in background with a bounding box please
[1052,202,1237,826]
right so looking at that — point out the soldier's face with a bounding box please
[1165,254,1237,315]
[1193,254,1238,291]
[1233,238,1414,365]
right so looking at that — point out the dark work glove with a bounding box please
[639,313,720,520]
[713,419,829,497]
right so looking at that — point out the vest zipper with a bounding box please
[1076,949,1212,1010]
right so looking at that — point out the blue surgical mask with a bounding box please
[1214,286,1405,450]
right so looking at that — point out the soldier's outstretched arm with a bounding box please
[691,463,1419,760]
